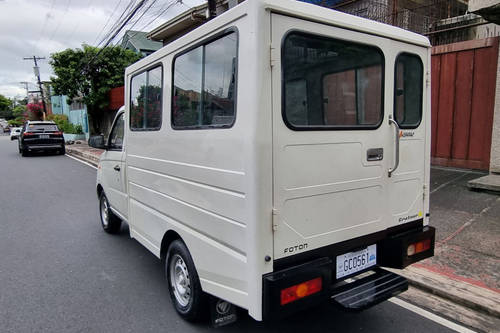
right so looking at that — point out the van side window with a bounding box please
[283,32,384,130]
[109,113,124,150]
[394,53,423,128]
[172,32,237,129]
[130,66,163,131]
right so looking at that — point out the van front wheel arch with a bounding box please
[99,192,121,234]
[166,240,207,322]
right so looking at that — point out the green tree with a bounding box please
[0,94,12,119]
[12,105,26,118]
[50,44,142,133]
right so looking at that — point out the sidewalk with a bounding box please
[65,146,499,330]
[65,141,104,167]
[394,166,500,331]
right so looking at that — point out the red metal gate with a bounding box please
[431,37,499,170]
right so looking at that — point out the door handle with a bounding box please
[367,148,383,161]
[388,115,400,177]
[113,165,121,171]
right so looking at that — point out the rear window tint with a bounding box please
[282,32,384,130]
[28,124,59,131]
[394,53,423,128]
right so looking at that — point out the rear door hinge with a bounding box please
[270,45,277,69]
[272,208,279,231]
[426,71,430,87]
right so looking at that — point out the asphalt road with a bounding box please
[0,136,458,333]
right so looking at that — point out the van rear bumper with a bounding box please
[262,224,435,320]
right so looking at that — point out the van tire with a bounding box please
[99,193,121,234]
[166,240,207,322]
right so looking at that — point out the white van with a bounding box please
[90,0,435,323]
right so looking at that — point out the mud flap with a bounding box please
[209,296,238,327]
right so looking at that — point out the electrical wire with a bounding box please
[48,0,73,42]
[128,0,181,37]
[84,0,148,71]
[96,0,139,48]
[93,0,124,46]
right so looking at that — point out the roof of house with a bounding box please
[147,0,233,43]
[121,30,162,52]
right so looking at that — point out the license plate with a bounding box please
[336,244,377,279]
[40,134,49,139]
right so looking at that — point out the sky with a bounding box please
[0,0,204,99]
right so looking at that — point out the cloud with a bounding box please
[0,0,204,98]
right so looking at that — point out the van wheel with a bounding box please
[99,193,121,234]
[21,149,28,157]
[166,240,207,322]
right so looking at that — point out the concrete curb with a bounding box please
[65,146,101,167]
[388,266,500,319]
[467,174,500,193]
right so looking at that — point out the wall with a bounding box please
[50,95,70,115]
[109,86,124,110]
[50,94,90,140]
[431,37,499,170]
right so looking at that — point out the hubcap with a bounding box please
[169,254,191,307]
[100,197,109,227]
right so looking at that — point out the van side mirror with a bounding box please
[88,135,107,149]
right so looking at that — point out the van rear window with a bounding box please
[394,53,423,128]
[282,32,384,130]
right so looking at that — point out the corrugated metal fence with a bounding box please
[431,37,499,170]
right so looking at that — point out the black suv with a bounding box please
[19,121,65,156]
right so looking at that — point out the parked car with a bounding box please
[10,127,21,140]
[18,121,65,156]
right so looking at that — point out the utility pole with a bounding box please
[19,81,29,99]
[208,0,217,19]
[23,56,47,120]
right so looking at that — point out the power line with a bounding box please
[129,0,181,37]
[84,0,148,72]
[48,0,72,42]
[122,0,159,35]
[96,0,139,48]
[93,0,126,46]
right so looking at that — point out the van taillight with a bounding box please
[53,131,63,136]
[23,132,35,136]
[407,239,431,256]
[280,277,322,305]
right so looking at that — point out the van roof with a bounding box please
[129,0,430,74]
[264,0,430,47]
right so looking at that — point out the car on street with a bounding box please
[10,127,21,140]
[18,121,65,156]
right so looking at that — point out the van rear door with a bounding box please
[271,13,427,261]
